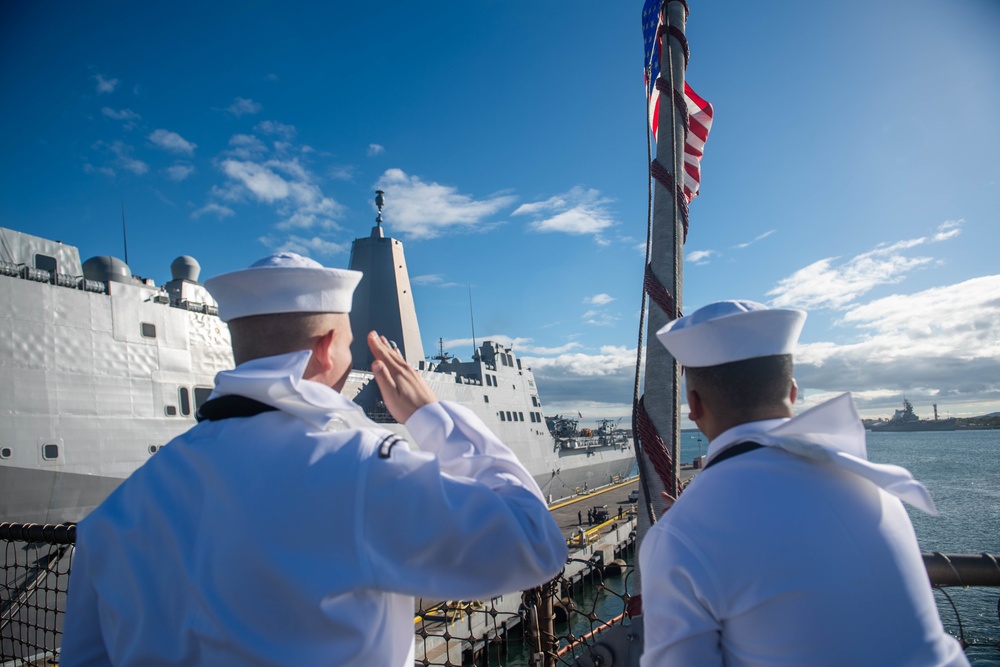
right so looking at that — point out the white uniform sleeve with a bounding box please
[638,524,724,667]
[361,401,567,600]
[406,401,549,501]
[60,542,113,667]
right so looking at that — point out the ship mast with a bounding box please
[633,0,692,566]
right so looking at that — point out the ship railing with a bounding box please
[172,299,219,316]
[0,261,108,296]
[3,522,999,666]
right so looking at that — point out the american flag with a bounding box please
[642,0,713,203]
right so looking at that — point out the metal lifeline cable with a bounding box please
[631,45,661,527]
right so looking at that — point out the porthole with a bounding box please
[42,443,59,460]
[141,322,157,338]
[165,405,177,416]
[0,447,11,459]
[179,387,191,417]
[148,445,159,454]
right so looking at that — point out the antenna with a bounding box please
[121,200,129,265]
[468,285,478,358]
[427,337,454,364]
[374,190,384,228]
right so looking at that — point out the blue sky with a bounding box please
[2,1,998,426]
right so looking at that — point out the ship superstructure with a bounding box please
[0,226,231,523]
[0,202,634,524]
[869,397,957,432]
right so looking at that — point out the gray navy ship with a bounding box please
[0,194,635,524]
[868,397,957,432]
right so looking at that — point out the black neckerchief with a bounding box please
[196,395,279,422]
[703,441,765,470]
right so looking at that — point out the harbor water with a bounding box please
[867,428,1000,665]
[504,429,1000,665]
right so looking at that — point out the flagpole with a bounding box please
[634,0,690,565]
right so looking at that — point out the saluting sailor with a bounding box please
[62,253,567,667]
[639,300,968,666]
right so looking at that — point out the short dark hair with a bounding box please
[685,355,793,418]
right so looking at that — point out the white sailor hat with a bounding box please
[655,300,806,368]
[204,252,363,322]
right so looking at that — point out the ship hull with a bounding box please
[0,225,636,524]
[869,421,957,432]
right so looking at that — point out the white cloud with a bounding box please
[260,234,349,257]
[227,97,262,117]
[94,74,118,93]
[255,120,296,141]
[101,107,140,129]
[108,141,148,175]
[734,229,776,249]
[368,143,385,156]
[521,346,637,408]
[583,311,620,327]
[793,275,1000,415]
[373,168,515,239]
[411,274,461,288]
[767,222,964,310]
[586,293,615,306]
[933,219,963,242]
[517,341,584,356]
[149,129,197,156]
[221,159,290,202]
[329,165,356,181]
[427,337,638,421]
[226,134,268,159]
[165,163,195,181]
[214,155,345,232]
[83,163,116,177]
[514,186,617,238]
[192,203,235,219]
[199,127,352,256]
[839,275,1000,351]
[441,336,584,357]
[768,252,930,310]
[686,249,716,265]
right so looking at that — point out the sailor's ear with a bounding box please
[687,388,703,422]
[311,329,337,371]
[789,378,799,404]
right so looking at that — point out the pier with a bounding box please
[413,471,703,666]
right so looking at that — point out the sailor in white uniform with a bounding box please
[639,300,968,667]
[62,253,568,667]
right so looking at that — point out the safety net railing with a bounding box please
[3,522,998,666]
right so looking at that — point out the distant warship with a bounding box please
[868,398,957,432]
[0,194,635,524]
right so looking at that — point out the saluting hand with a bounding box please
[660,491,676,516]
[368,330,438,424]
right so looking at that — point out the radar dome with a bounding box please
[171,255,201,282]
[82,256,132,284]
